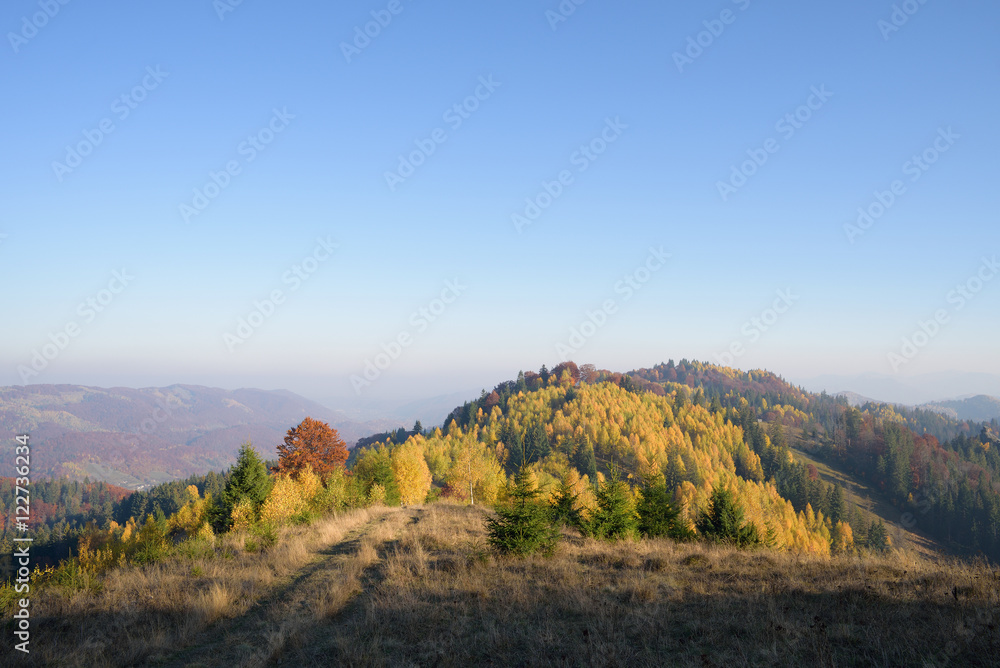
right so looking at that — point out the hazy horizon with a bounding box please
[3,1,997,412]
[7,362,1000,425]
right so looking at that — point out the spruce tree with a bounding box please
[524,422,550,461]
[827,484,846,526]
[587,466,638,541]
[636,474,694,540]
[574,439,598,486]
[549,476,584,531]
[696,484,762,548]
[866,519,889,552]
[211,441,272,532]
[486,467,559,557]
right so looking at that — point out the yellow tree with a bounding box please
[391,440,432,505]
[260,473,308,525]
[448,435,505,505]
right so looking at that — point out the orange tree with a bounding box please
[277,417,349,477]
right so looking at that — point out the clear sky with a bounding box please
[1,0,998,411]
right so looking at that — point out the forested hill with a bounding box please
[7,360,999,569]
[437,361,1000,561]
[624,360,986,443]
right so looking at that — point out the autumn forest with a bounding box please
[3,360,1000,666]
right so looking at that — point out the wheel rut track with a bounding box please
[151,508,416,668]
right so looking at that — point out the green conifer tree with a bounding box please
[696,484,762,548]
[211,441,273,532]
[587,466,638,541]
[486,467,559,557]
[636,474,694,540]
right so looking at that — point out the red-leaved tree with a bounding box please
[277,417,348,478]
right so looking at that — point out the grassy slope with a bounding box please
[784,426,949,561]
[7,504,998,667]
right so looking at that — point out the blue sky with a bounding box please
[1,0,998,411]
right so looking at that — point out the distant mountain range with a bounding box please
[797,370,1000,406]
[0,384,399,489]
[919,395,1000,422]
[835,390,1000,423]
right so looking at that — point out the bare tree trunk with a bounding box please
[469,458,475,505]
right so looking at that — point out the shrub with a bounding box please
[170,485,213,537]
[229,498,256,532]
[132,513,171,565]
[367,482,387,506]
[313,469,350,512]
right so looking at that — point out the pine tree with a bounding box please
[516,370,527,393]
[574,439,598,486]
[636,474,694,540]
[211,441,272,531]
[486,467,559,557]
[827,484,846,526]
[866,518,889,552]
[696,484,762,548]
[549,475,584,531]
[524,422,550,461]
[587,466,638,541]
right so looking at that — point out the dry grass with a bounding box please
[2,506,389,667]
[286,504,1000,668]
[6,503,999,667]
